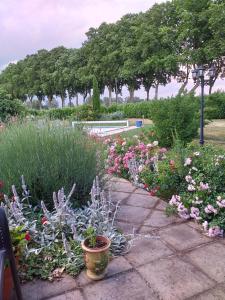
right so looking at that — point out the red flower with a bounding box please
[41,216,48,225]
[144,184,149,189]
[0,181,4,189]
[149,189,156,196]
[25,231,31,241]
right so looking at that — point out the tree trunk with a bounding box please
[178,65,189,95]
[129,87,135,102]
[68,98,72,107]
[108,85,112,106]
[28,95,33,103]
[115,79,118,104]
[47,95,53,108]
[178,81,188,95]
[76,94,79,106]
[189,81,200,94]
[83,91,88,104]
[61,95,65,108]
[37,96,42,110]
[209,74,218,95]
[146,87,150,101]
[154,84,159,100]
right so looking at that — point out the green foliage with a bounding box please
[20,240,83,281]
[0,88,26,122]
[47,105,98,121]
[151,94,199,147]
[205,92,225,119]
[92,76,101,112]
[0,99,25,122]
[0,122,103,206]
[100,111,125,121]
[10,226,26,255]
[123,102,153,118]
[83,226,97,248]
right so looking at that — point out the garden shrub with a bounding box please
[168,143,225,236]
[151,94,199,147]
[122,101,153,119]
[47,105,98,121]
[100,111,125,120]
[205,92,225,119]
[0,99,26,122]
[0,122,103,206]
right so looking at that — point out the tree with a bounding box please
[92,76,100,112]
[137,2,179,100]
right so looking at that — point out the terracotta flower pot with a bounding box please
[81,236,111,280]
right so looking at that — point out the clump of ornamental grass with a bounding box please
[0,121,104,207]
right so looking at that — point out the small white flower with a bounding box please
[138,165,144,173]
[193,152,200,156]
[202,221,208,231]
[152,141,158,146]
[188,184,195,192]
[192,167,198,171]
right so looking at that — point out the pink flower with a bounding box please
[177,204,190,219]
[185,175,193,183]
[216,197,225,208]
[199,182,210,191]
[190,207,201,220]
[159,148,167,153]
[208,226,223,237]
[184,157,192,166]
[204,204,217,214]
[169,195,181,206]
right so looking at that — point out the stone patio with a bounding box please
[21,178,225,300]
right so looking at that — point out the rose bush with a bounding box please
[106,135,225,238]
[168,145,225,237]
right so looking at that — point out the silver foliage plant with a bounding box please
[2,176,129,258]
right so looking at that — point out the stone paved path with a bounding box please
[22,178,225,300]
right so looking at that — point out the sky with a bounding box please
[0,0,224,100]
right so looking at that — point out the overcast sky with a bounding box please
[0,0,224,99]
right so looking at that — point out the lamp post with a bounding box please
[192,66,215,146]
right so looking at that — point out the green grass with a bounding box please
[119,124,154,139]
[200,119,225,149]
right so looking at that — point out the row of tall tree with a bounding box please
[0,0,224,107]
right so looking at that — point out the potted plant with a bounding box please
[4,226,26,300]
[81,226,111,280]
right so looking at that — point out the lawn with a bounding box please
[204,119,225,149]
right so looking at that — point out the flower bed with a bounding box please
[105,136,225,238]
[2,177,128,281]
